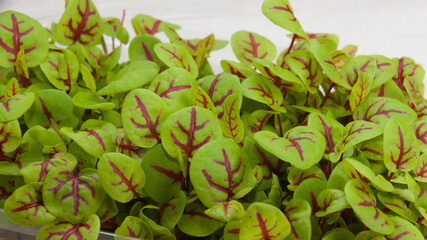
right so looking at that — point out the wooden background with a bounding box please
[1,0,426,96]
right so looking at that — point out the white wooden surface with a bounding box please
[1,0,427,94]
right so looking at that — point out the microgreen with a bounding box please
[1,0,427,239]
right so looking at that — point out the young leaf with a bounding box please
[247,110,274,133]
[293,178,327,213]
[132,14,180,35]
[139,206,176,240]
[42,167,105,224]
[194,34,215,70]
[242,75,284,111]
[96,60,159,95]
[0,120,21,154]
[72,91,115,110]
[261,0,308,40]
[221,59,257,79]
[122,89,168,148]
[414,154,427,182]
[0,11,49,68]
[285,198,312,240]
[160,106,222,158]
[354,97,417,128]
[192,85,217,115]
[177,203,224,237]
[384,118,420,173]
[0,92,35,122]
[342,55,377,87]
[221,95,244,143]
[4,182,56,226]
[307,113,344,155]
[36,214,100,240]
[392,57,425,91]
[154,42,198,79]
[414,119,427,154]
[287,165,326,191]
[349,71,373,111]
[149,67,195,113]
[344,179,394,234]
[56,0,103,46]
[103,17,129,44]
[128,34,162,63]
[315,189,349,217]
[372,55,396,89]
[61,120,116,158]
[230,31,276,65]
[377,192,417,224]
[115,216,153,240]
[140,144,182,203]
[355,230,386,240]
[198,72,243,119]
[322,229,355,240]
[254,126,326,170]
[80,63,96,94]
[95,194,118,223]
[240,202,291,240]
[157,190,187,231]
[386,216,424,240]
[4,78,19,101]
[190,139,256,207]
[98,152,145,203]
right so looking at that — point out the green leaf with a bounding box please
[315,189,349,217]
[242,75,284,111]
[56,0,103,46]
[377,192,417,224]
[4,78,19,101]
[80,63,96,94]
[0,11,49,68]
[223,220,241,240]
[285,50,323,94]
[0,92,35,122]
[307,113,344,155]
[240,202,291,240]
[158,190,186,231]
[285,198,311,240]
[154,42,198,79]
[414,154,427,182]
[148,67,196,113]
[4,182,56,226]
[96,194,118,222]
[342,158,394,192]
[254,126,326,170]
[72,91,115,110]
[40,49,79,91]
[384,118,420,173]
[115,216,153,240]
[190,139,256,207]
[132,14,180,35]
[98,152,145,203]
[42,167,105,224]
[160,106,222,158]
[322,228,355,240]
[139,206,176,240]
[36,214,100,240]
[287,165,326,191]
[177,203,224,237]
[122,89,168,148]
[128,34,162,63]
[0,120,21,154]
[353,97,417,128]
[230,31,276,66]
[349,71,374,111]
[386,216,424,240]
[62,119,116,158]
[221,95,244,143]
[191,85,217,115]
[140,144,182,203]
[355,230,386,240]
[392,57,425,92]
[293,178,327,212]
[205,200,245,222]
[344,179,394,234]
[220,59,257,79]
[97,60,159,95]
[261,0,308,40]
[342,55,377,88]
[103,17,129,44]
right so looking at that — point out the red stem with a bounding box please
[386,172,395,181]
[319,83,335,108]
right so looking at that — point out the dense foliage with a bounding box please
[0,0,426,239]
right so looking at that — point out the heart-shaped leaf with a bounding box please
[0,11,49,68]
[353,97,417,128]
[177,203,224,237]
[231,31,276,66]
[160,106,222,158]
[20,152,77,183]
[285,198,312,240]
[4,182,56,226]
[98,152,145,203]
[149,67,195,113]
[122,89,168,148]
[384,118,420,172]
[96,60,159,95]
[344,179,394,234]
[36,214,100,240]
[154,42,198,79]
[240,202,291,240]
[140,144,182,203]
[0,92,35,122]
[190,139,256,207]
[43,167,105,224]
[342,55,377,88]
[254,126,326,170]
[115,216,153,240]
[261,0,308,40]
[57,0,103,46]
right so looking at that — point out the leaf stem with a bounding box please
[0,149,7,162]
[281,190,292,202]
[101,37,108,55]
[386,172,394,181]
[282,34,297,62]
[319,83,335,108]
